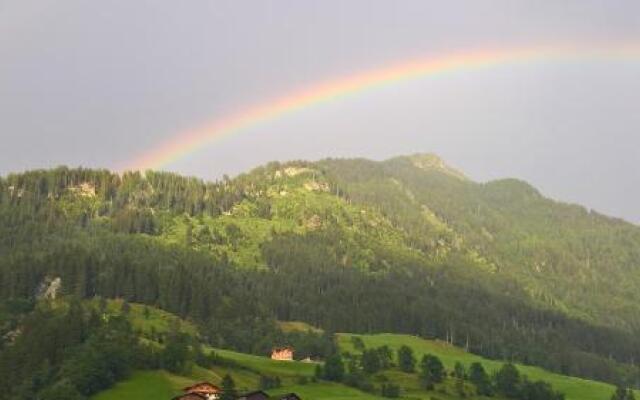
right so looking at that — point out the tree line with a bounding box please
[315,338,566,400]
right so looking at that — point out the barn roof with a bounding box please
[182,381,221,393]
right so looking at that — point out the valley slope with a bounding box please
[0,155,639,386]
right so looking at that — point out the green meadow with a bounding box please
[90,304,633,400]
[94,334,634,400]
[338,333,636,400]
[92,371,177,400]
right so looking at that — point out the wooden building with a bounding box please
[176,382,221,400]
[171,381,302,400]
[270,346,294,361]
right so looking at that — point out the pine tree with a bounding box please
[323,354,345,381]
[495,363,521,398]
[361,349,381,374]
[454,361,466,379]
[377,345,393,369]
[469,362,493,396]
[381,382,400,398]
[220,374,237,400]
[420,354,445,389]
[611,385,636,400]
[397,345,416,373]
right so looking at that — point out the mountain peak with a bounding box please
[402,153,468,181]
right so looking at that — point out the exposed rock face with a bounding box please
[303,180,329,192]
[274,167,313,178]
[305,214,322,230]
[36,277,62,300]
[69,182,96,197]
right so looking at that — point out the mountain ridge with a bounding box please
[1,155,639,386]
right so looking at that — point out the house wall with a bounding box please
[271,348,294,360]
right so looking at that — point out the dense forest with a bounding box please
[0,299,149,400]
[1,156,639,389]
[0,298,340,400]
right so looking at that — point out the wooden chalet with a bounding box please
[170,381,302,400]
[173,382,221,400]
[270,346,294,361]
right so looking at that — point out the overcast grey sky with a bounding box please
[1,1,639,223]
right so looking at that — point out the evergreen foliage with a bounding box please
[322,354,345,382]
[611,386,636,400]
[220,374,237,400]
[469,362,493,396]
[1,160,639,389]
[380,382,401,398]
[496,363,522,398]
[0,300,156,400]
[397,345,416,373]
[420,354,446,389]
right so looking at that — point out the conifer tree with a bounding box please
[495,363,521,398]
[420,354,445,389]
[469,362,493,396]
[397,345,416,373]
[220,374,237,400]
[323,354,345,381]
[611,385,636,400]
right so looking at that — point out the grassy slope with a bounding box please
[338,333,638,400]
[212,348,318,378]
[90,298,199,337]
[92,371,176,400]
[208,348,384,399]
[93,370,385,400]
[277,320,324,334]
[94,337,629,400]
[90,303,382,400]
[90,304,633,400]
[158,180,417,272]
[91,358,382,400]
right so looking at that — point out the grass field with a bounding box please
[88,298,199,337]
[92,371,178,400]
[212,347,319,378]
[269,382,385,400]
[338,333,637,400]
[91,370,385,400]
[94,335,632,400]
[89,305,634,400]
[277,320,323,334]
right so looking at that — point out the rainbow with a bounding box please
[123,43,640,172]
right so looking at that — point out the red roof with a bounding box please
[272,346,294,352]
[183,382,221,394]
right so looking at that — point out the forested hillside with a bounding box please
[6,299,622,400]
[1,155,639,389]
[317,155,640,331]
